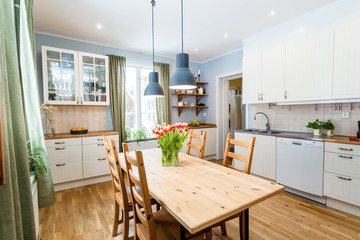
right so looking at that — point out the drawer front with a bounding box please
[47,145,82,163]
[324,152,360,179]
[324,172,360,207]
[325,142,360,156]
[50,161,83,184]
[45,138,81,148]
[83,157,110,178]
[82,135,119,145]
[83,143,107,159]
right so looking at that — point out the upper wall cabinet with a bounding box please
[285,29,334,102]
[261,44,285,103]
[242,50,262,104]
[333,21,360,99]
[42,46,109,105]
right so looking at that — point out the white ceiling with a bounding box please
[34,0,338,62]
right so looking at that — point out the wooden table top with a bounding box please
[119,148,284,234]
[44,130,119,140]
[324,136,360,145]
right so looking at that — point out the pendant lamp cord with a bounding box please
[181,0,184,53]
[151,0,155,71]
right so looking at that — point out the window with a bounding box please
[125,63,157,139]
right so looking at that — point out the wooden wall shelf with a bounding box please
[172,106,208,116]
[196,81,208,85]
[172,92,208,104]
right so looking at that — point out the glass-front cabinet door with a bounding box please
[42,46,79,104]
[79,52,109,105]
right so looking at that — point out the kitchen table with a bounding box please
[119,148,284,239]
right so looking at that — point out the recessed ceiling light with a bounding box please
[96,24,102,29]
[224,34,228,38]
[194,48,198,52]
[270,11,276,16]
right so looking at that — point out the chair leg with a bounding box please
[156,203,161,211]
[239,213,245,240]
[112,201,120,237]
[206,229,212,239]
[122,209,129,240]
[220,222,227,236]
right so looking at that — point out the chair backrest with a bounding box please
[222,133,255,174]
[186,129,207,159]
[123,143,156,240]
[103,136,128,209]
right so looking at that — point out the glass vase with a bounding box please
[47,120,55,137]
[170,149,179,167]
[161,148,172,167]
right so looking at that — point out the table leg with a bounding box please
[180,225,186,240]
[245,208,249,240]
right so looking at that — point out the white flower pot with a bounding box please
[313,129,321,136]
[326,129,334,137]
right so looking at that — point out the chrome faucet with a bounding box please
[254,112,271,132]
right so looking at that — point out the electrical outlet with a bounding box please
[203,112,206,117]
[342,112,350,119]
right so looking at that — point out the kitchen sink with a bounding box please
[240,129,285,134]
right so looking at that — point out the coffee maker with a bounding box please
[358,121,360,138]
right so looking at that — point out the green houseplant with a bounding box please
[132,126,148,144]
[27,140,48,182]
[306,119,322,136]
[125,126,131,141]
[321,120,335,137]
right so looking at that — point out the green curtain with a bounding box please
[155,62,171,124]
[16,0,55,208]
[108,55,126,150]
[0,0,36,239]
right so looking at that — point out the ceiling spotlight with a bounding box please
[270,11,275,16]
[96,24,102,29]
[194,48,198,52]
[224,34,228,38]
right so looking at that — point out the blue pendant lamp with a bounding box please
[169,0,196,90]
[144,0,164,97]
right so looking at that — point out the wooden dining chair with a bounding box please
[123,144,212,240]
[218,133,256,239]
[186,129,207,159]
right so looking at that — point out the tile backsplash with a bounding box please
[251,103,360,136]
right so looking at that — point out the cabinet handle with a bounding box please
[55,147,66,150]
[98,143,104,146]
[55,141,65,145]
[97,139,103,142]
[98,158,106,161]
[338,155,353,159]
[56,163,66,167]
[337,176,352,181]
[338,147,353,151]
[284,91,287,99]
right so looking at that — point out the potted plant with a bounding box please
[306,119,322,136]
[27,140,48,183]
[152,123,189,167]
[132,126,148,144]
[321,120,335,137]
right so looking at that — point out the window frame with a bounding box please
[125,60,156,140]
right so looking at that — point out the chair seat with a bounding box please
[136,208,206,240]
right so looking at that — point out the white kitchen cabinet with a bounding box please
[285,30,334,101]
[182,127,217,157]
[242,50,262,104]
[333,21,360,99]
[234,132,276,180]
[261,44,285,103]
[42,46,109,105]
[42,46,79,105]
[324,142,360,207]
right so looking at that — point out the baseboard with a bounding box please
[54,175,111,192]
[285,187,326,205]
[326,197,360,217]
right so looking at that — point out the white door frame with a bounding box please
[215,70,245,159]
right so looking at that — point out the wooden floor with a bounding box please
[39,173,360,239]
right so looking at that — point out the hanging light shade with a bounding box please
[144,0,164,97]
[169,0,196,90]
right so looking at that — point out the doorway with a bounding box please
[215,70,245,159]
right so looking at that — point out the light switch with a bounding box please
[341,112,350,119]
[203,112,206,117]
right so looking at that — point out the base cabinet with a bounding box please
[234,132,276,180]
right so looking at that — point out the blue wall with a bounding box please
[35,33,201,128]
[200,50,243,124]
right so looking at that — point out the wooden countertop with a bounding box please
[188,123,217,129]
[324,136,360,145]
[44,130,119,140]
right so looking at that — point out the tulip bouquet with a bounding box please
[152,123,190,166]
